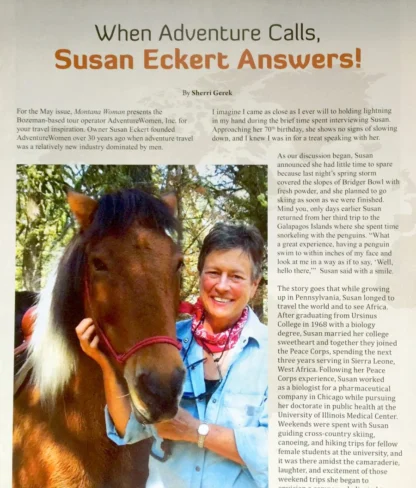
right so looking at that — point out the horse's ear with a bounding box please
[65,187,98,230]
[161,192,178,218]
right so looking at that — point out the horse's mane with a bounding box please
[28,189,178,404]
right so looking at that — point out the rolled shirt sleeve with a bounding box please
[233,392,268,488]
[104,406,153,445]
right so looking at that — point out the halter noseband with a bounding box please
[84,274,181,364]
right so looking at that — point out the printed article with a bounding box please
[1,0,416,487]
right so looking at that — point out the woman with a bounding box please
[76,223,268,488]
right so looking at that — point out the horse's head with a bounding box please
[61,188,185,423]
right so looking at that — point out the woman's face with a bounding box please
[199,248,260,332]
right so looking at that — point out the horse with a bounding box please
[13,188,186,488]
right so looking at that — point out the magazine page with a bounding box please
[1,0,415,487]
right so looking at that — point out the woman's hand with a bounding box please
[154,407,199,443]
[75,318,110,369]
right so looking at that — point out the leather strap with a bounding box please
[84,274,181,364]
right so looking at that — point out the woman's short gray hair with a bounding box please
[197,223,264,281]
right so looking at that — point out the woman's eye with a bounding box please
[92,258,107,272]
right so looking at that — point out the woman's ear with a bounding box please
[250,277,261,299]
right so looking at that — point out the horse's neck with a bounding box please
[57,354,108,435]
[70,354,104,395]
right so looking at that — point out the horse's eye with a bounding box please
[92,258,108,272]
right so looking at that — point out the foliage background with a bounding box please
[16,165,267,321]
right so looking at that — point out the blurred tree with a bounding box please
[201,165,267,239]
[16,165,156,289]
[16,165,71,289]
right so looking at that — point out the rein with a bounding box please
[84,274,181,364]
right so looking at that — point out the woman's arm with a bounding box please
[154,407,245,465]
[75,318,132,436]
[154,399,268,486]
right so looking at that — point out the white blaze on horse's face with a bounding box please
[68,189,186,424]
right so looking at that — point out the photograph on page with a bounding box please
[13,164,268,487]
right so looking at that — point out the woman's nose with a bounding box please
[215,273,231,291]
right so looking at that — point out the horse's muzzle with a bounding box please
[127,364,185,424]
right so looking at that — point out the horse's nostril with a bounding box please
[137,370,158,397]
[136,367,185,421]
[137,368,185,400]
[171,367,186,396]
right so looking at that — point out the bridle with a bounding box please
[15,271,186,364]
[84,273,182,364]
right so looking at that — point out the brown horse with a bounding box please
[13,188,186,488]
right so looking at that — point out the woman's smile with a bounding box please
[211,297,232,303]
